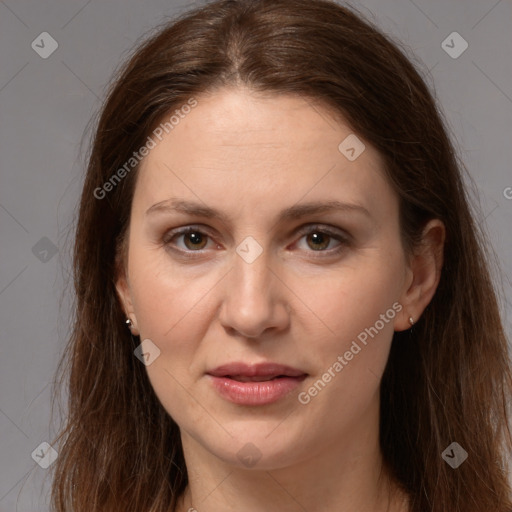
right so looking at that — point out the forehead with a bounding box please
[133,87,395,223]
[143,87,373,162]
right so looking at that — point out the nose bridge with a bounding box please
[231,240,273,309]
[219,237,288,337]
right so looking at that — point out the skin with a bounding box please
[116,86,445,512]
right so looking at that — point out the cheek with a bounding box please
[293,253,403,343]
[294,268,400,431]
[128,244,216,340]
[289,250,404,407]
[126,249,211,393]
[128,255,210,423]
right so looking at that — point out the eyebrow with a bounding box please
[145,198,372,224]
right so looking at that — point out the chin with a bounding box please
[196,420,309,470]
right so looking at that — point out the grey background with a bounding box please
[0,0,511,510]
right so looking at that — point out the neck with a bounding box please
[174,394,409,512]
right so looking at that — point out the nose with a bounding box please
[218,245,290,339]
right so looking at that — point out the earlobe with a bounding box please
[115,272,140,336]
[395,219,445,332]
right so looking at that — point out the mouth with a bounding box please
[207,362,306,379]
[206,362,308,405]
[225,374,297,382]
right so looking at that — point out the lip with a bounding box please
[206,362,308,405]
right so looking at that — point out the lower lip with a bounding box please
[207,375,306,405]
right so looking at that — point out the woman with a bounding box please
[50,0,512,511]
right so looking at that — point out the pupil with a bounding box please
[186,232,205,249]
[310,232,328,250]
[190,233,201,244]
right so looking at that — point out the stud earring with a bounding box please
[409,316,415,326]
[125,318,133,329]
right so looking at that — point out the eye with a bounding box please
[162,224,351,257]
[163,226,215,252]
[294,225,351,254]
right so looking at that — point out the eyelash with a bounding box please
[162,224,351,258]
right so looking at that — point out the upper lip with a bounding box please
[207,362,307,378]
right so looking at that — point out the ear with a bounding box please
[115,249,140,336]
[395,218,445,332]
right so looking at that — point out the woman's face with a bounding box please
[117,86,416,469]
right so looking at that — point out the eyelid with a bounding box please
[163,224,212,240]
[293,223,351,242]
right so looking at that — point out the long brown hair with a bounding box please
[50,1,512,510]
